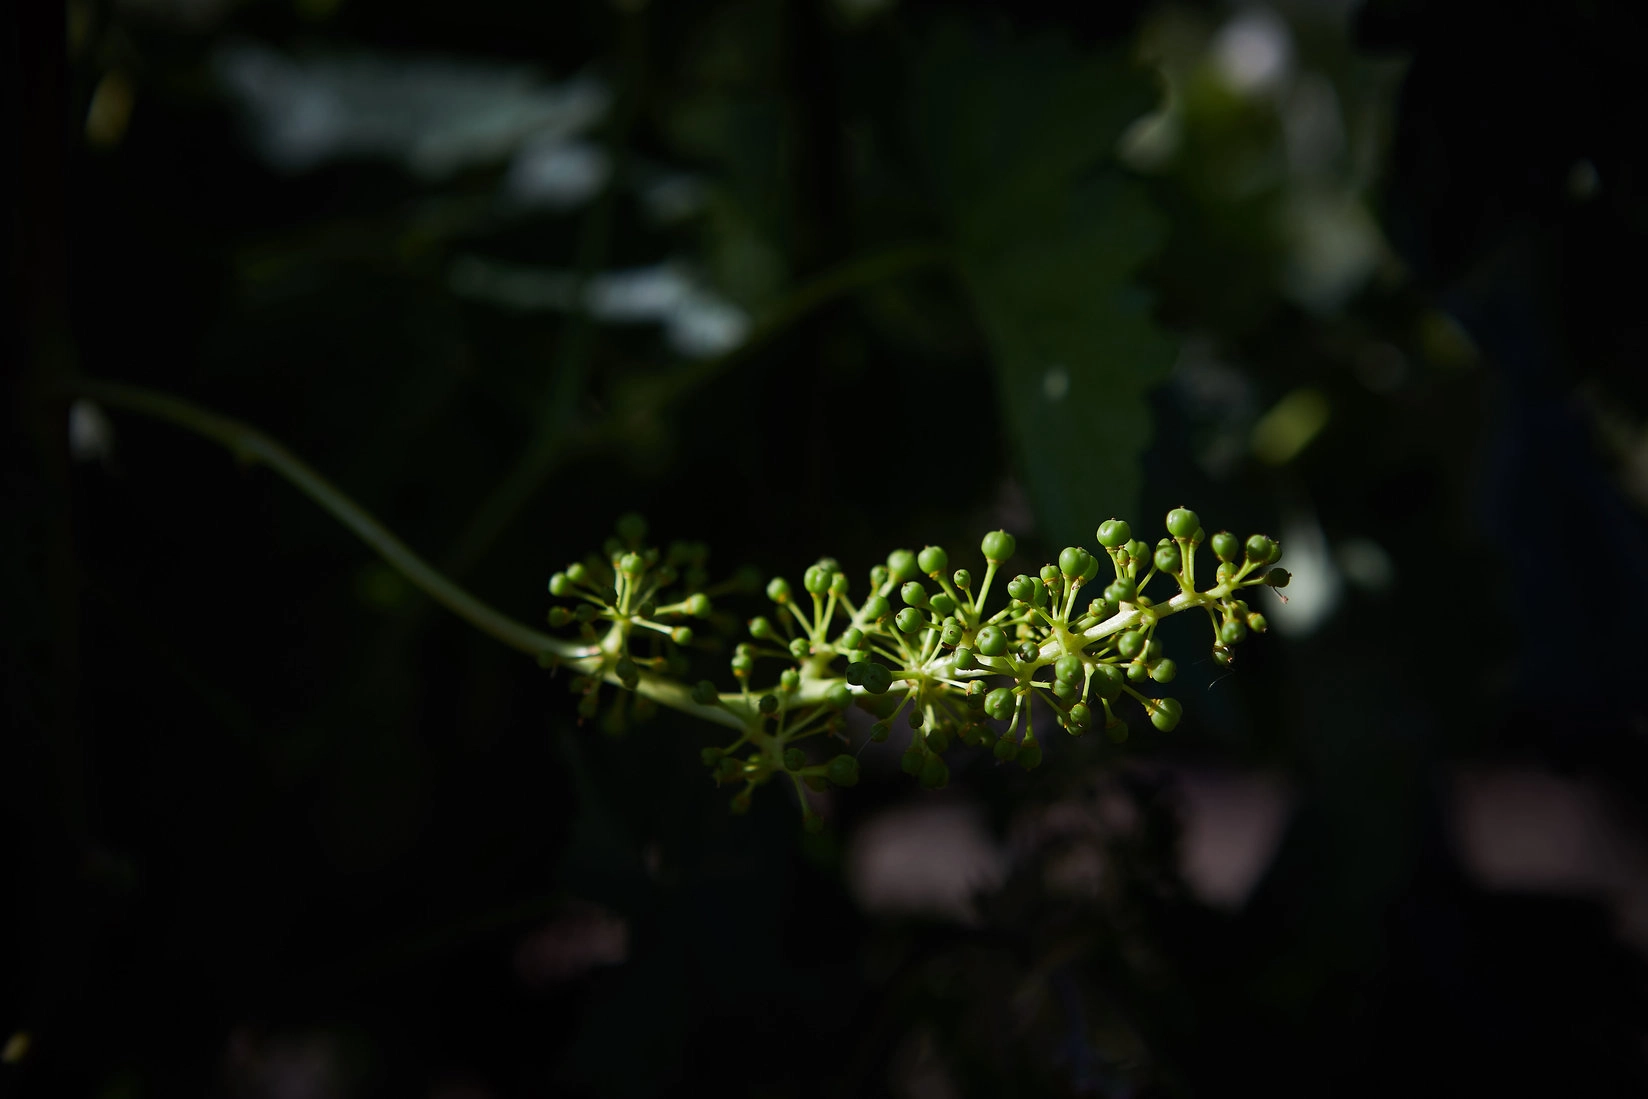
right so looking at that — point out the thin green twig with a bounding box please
[65,380,578,661]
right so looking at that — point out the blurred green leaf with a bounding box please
[914,27,1176,545]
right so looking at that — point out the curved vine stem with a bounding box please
[64,380,578,662]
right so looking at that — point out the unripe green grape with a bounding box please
[548,572,572,597]
[1017,740,1043,771]
[1150,658,1177,683]
[1052,678,1078,702]
[547,607,573,628]
[895,608,924,634]
[1150,698,1183,732]
[918,545,949,575]
[804,565,832,594]
[1117,630,1147,660]
[1125,540,1152,568]
[900,580,927,607]
[749,616,777,640]
[636,600,657,619]
[788,637,811,660]
[1007,574,1037,602]
[1263,568,1292,588]
[839,626,864,651]
[758,693,779,715]
[1145,639,1163,661]
[779,668,801,692]
[919,756,950,789]
[1220,619,1247,645]
[1088,598,1116,620]
[993,736,1019,762]
[861,595,891,622]
[784,747,806,771]
[907,708,924,728]
[869,565,890,588]
[952,568,973,591]
[685,593,712,618]
[691,680,719,706]
[615,512,647,546]
[1247,612,1269,633]
[975,625,1008,657]
[1106,576,1137,603]
[566,562,590,585]
[1212,645,1233,667]
[1166,508,1200,539]
[1153,542,1181,573]
[940,619,964,647]
[770,577,795,605]
[825,683,852,711]
[1245,534,1277,564]
[1210,531,1239,563]
[845,661,864,685]
[953,646,976,671]
[984,687,1016,721]
[1040,564,1060,585]
[829,572,849,597]
[618,553,645,578]
[870,721,891,743]
[614,659,640,689]
[731,652,754,677]
[1093,663,1124,699]
[928,592,956,617]
[1216,561,1238,585]
[1127,663,1148,682]
[1054,653,1083,683]
[859,663,892,695]
[1015,640,1038,663]
[887,550,919,583]
[925,727,952,754]
[981,530,1016,563]
[670,626,694,646]
[827,755,860,787]
[1068,702,1092,733]
[1096,519,1131,549]
[1058,546,1090,578]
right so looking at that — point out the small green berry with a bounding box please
[804,565,832,594]
[1220,619,1247,645]
[870,721,890,743]
[1149,698,1183,732]
[1092,663,1124,700]
[861,595,891,621]
[825,683,852,711]
[685,593,712,618]
[919,756,950,789]
[1067,702,1092,733]
[894,607,924,634]
[1007,574,1037,602]
[691,680,720,706]
[900,580,927,607]
[1150,658,1177,683]
[928,592,956,616]
[952,646,976,671]
[886,550,919,583]
[1211,531,1239,563]
[1117,630,1147,660]
[1263,568,1292,588]
[789,637,811,660]
[779,668,801,692]
[918,545,949,575]
[1166,508,1200,539]
[981,530,1016,563]
[829,572,850,597]
[767,577,796,604]
[1058,546,1090,579]
[1040,564,1061,585]
[952,568,973,591]
[749,616,777,640]
[1247,612,1269,633]
[758,694,779,715]
[670,626,694,645]
[975,625,1008,657]
[548,572,572,597]
[940,619,964,647]
[784,747,807,771]
[1127,663,1148,682]
[619,553,646,578]
[900,747,923,775]
[1015,640,1039,663]
[993,736,1019,762]
[566,562,590,585]
[614,659,640,689]
[1017,740,1043,770]
[827,755,860,787]
[859,663,892,695]
[1096,519,1131,549]
[1216,562,1238,585]
[925,726,952,753]
[1245,534,1277,564]
[1107,576,1137,603]
[982,687,1015,721]
[839,626,864,650]
[1054,653,1083,684]
[547,607,573,628]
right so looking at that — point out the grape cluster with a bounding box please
[544,509,1286,829]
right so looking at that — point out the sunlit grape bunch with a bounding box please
[544,508,1287,831]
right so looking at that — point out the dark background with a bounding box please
[9,0,1648,1096]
